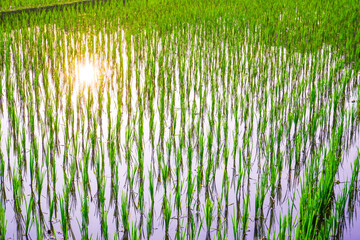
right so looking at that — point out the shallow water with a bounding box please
[1,21,360,240]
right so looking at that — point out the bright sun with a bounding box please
[78,62,96,85]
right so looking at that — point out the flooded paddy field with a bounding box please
[0,0,360,239]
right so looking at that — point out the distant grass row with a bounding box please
[0,0,88,11]
[1,0,358,70]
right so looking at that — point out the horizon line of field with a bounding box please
[0,0,114,16]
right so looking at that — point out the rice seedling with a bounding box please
[146,207,153,240]
[80,191,89,239]
[163,194,172,235]
[35,217,45,240]
[36,167,45,204]
[232,211,240,240]
[204,197,213,236]
[130,221,140,240]
[49,193,56,225]
[121,192,129,234]
[59,195,69,240]
[24,195,34,237]
[242,191,250,238]
[159,150,169,190]
[0,200,6,240]
[12,169,23,214]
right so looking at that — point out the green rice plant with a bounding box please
[170,92,177,137]
[121,192,129,233]
[175,147,182,182]
[204,197,213,233]
[146,207,153,240]
[6,136,11,173]
[95,150,104,199]
[51,149,57,191]
[176,221,187,240]
[24,195,34,237]
[176,180,184,215]
[348,153,360,209]
[205,131,214,196]
[137,101,145,213]
[21,127,27,169]
[158,83,166,149]
[196,163,202,201]
[0,200,6,240]
[67,156,77,201]
[36,167,45,203]
[29,149,36,189]
[236,149,244,196]
[34,215,45,240]
[160,157,169,196]
[112,162,120,204]
[187,174,196,210]
[270,160,277,193]
[333,182,348,237]
[59,195,69,240]
[232,211,240,240]
[82,145,91,189]
[166,137,173,170]
[130,222,140,240]
[277,214,287,240]
[109,134,117,176]
[242,191,250,238]
[215,101,222,166]
[98,170,108,240]
[12,169,22,214]
[276,151,284,180]
[125,123,134,186]
[222,173,230,209]
[255,166,268,219]
[101,209,109,240]
[99,173,106,209]
[198,132,204,180]
[148,94,156,150]
[0,148,5,197]
[80,192,89,239]
[163,194,172,234]
[287,193,296,239]
[148,167,154,208]
[49,193,55,225]
[216,195,223,240]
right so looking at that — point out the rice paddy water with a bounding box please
[0,0,360,239]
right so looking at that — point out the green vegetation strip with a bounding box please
[0,0,96,14]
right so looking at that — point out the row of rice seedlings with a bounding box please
[0,0,80,11]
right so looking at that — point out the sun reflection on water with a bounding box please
[77,61,97,86]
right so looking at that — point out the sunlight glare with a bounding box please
[78,62,96,85]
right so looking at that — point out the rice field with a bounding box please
[0,0,360,239]
[0,0,81,11]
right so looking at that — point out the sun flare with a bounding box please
[78,62,96,85]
